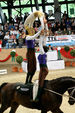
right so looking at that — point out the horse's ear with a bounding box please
[0,83,8,92]
[68,88,74,95]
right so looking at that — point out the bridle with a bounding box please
[44,88,75,101]
[68,87,75,102]
[68,86,75,90]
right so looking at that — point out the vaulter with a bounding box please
[24,11,49,102]
[24,11,44,84]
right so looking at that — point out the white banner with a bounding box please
[47,35,75,41]
[71,35,75,41]
[56,35,69,41]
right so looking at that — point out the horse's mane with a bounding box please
[50,76,75,83]
[46,76,75,89]
[0,83,8,92]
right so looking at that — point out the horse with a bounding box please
[68,86,75,105]
[0,76,75,113]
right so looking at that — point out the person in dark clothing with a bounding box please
[63,11,68,20]
[4,13,7,23]
[24,11,46,84]
[25,27,42,84]
[9,15,14,24]
[35,46,49,102]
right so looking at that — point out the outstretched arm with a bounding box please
[26,27,42,40]
[39,17,44,30]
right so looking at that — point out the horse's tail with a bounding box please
[0,82,8,103]
[0,83,8,92]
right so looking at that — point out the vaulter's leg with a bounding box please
[35,53,48,102]
[35,67,48,102]
[25,49,36,84]
[25,72,31,84]
[28,71,35,83]
[26,71,36,84]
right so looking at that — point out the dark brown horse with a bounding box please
[0,76,75,113]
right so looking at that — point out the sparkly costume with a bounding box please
[38,53,48,87]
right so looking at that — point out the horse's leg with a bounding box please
[0,98,10,113]
[9,102,19,113]
[0,105,9,113]
[51,108,63,113]
[41,109,47,113]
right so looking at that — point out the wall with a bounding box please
[0,48,27,64]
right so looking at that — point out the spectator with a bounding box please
[55,20,59,27]
[0,24,3,30]
[18,34,23,48]
[4,23,9,33]
[48,44,54,51]
[48,29,53,41]
[0,30,4,40]
[16,30,20,46]
[48,21,52,30]
[57,28,62,35]
[67,27,72,35]
[14,27,19,36]
[8,23,15,30]
[52,24,58,33]
[3,31,10,47]
[0,28,2,36]
[9,15,14,24]
[71,31,75,35]
[19,21,24,31]
[21,30,26,45]
[8,38,13,49]
[63,11,68,21]
[13,39,17,48]
[61,22,66,30]
[4,13,7,23]
[71,19,75,31]
[10,33,16,40]
[15,15,20,23]
[62,28,67,35]
[66,18,71,29]
[24,12,29,21]
[57,23,61,30]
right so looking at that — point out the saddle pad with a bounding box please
[33,80,39,100]
[16,83,33,96]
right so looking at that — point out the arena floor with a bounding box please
[0,64,75,113]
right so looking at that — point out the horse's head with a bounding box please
[68,87,75,105]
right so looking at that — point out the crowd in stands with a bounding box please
[0,11,75,49]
